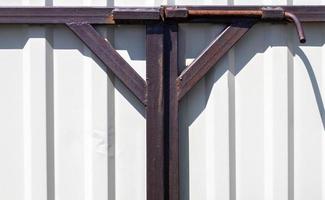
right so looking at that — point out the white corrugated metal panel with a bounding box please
[0,0,324,200]
[178,5,325,200]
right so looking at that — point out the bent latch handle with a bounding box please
[284,11,306,43]
[262,7,306,43]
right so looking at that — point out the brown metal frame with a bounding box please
[1,6,325,200]
[164,6,313,200]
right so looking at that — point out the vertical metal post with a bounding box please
[146,23,165,200]
[165,23,179,200]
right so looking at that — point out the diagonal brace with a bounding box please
[176,20,256,100]
[66,22,147,105]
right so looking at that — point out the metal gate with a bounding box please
[0,4,325,200]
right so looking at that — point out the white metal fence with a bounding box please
[0,0,324,200]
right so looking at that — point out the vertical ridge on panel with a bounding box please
[101,7,115,200]
[320,21,325,200]
[294,3,324,200]
[23,26,33,200]
[234,24,265,200]
[53,0,111,198]
[22,1,53,199]
[52,0,87,195]
[178,23,230,200]
[292,23,324,200]
[53,25,85,200]
[227,1,236,198]
[45,26,55,200]
[204,30,231,200]
[83,45,94,200]
[96,26,116,200]
[228,48,236,200]
[89,26,113,200]
[263,27,274,200]
[89,2,111,200]
[205,54,230,200]
[114,26,146,200]
[287,26,294,200]
[0,25,24,200]
[262,25,289,200]
[232,1,288,200]
[23,26,48,200]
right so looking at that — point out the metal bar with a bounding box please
[180,7,306,43]
[146,23,165,200]
[187,9,263,17]
[177,20,255,100]
[112,8,162,20]
[66,23,147,105]
[164,6,325,22]
[165,23,179,200]
[0,7,161,24]
[285,11,306,43]
[0,6,322,23]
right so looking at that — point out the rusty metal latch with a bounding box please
[262,7,306,43]
[164,7,306,43]
[284,11,306,43]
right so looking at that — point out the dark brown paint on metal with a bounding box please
[164,23,179,200]
[0,7,115,24]
[146,23,165,200]
[0,7,161,24]
[66,23,147,105]
[177,20,255,100]
[113,8,162,20]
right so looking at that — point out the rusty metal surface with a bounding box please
[164,6,325,22]
[285,11,306,43]
[187,9,263,17]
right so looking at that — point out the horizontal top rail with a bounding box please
[0,7,162,24]
[164,6,325,22]
[0,6,323,24]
